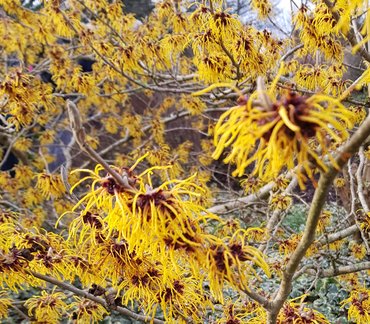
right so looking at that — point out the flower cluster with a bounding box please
[57,155,270,320]
[342,289,370,323]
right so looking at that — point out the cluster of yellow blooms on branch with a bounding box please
[2,0,370,323]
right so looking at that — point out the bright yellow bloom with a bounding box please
[295,65,328,91]
[350,242,367,260]
[270,194,292,210]
[156,275,211,322]
[209,10,241,40]
[205,229,270,302]
[334,177,346,188]
[278,234,301,256]
[14,164,34,187]
[359,212,370,233]
[68,155,220,260]
[212,90,354,188]
[349,106,367,125]
[342,288,370,323]
[35,173,66,199]
[218,299,248,324]
[180,95,206,115]
[338,273,360,290]
[13,137,32,152]
[0,291,11,318]
[0,245,31,290]
[277,295,330,323]
[196,54,233,83]
[252,0,272,19]
[69,297,108,322]
[242,176,264,194]
[25,290,67,324]
[39,129,56,145]
[23,187,44,207]
[316,210,332,234]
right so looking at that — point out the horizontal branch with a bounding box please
[207,182,274,214]
[306,262,370,278]
[317,225,358,246]
[29,271,165,324]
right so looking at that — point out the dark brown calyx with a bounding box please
[82,212,103,229]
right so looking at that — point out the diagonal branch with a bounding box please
[66,100,135,191]
[266,113,370,323]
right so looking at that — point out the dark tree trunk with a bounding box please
[122,0,154,19]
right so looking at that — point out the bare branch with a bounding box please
[306,262,370,278]
[66,100,135,191]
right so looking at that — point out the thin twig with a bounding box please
[66,100,135,191]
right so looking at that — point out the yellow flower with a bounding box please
[359,212,370,233]
[151,115,165,144]
[25,291,67,324]
[205,229,270,302]
[121,113,143,139]
[278,295,330,323]
[161,34,188,55]
[252,0,272,19]
[295,65,328,91]
[0,211,17,225]
[349,106,367,125]
[69,297,108,322]
[125,171,217,258]
[0,291,11,319]
[209,10,241,40]
[146,144,171,165]
[196,54,232,83]
[103,116,120,134]
[242,300,267,323]
[68,154,219,260]
[338,273,360,289]
[270,194,292,210]
[14,164,34,187]
[350,242,367,260]
[21,208,45,229]
[180,95,206,115]
[328,239,344,252]
[278,234,301,256]
[13,137,32,152]
[218,300,239,323]
[212,90,354,188]
[23,187,44,207]
[86,134,99,150]
[35,173,66,199]
[316,210,332,234]
[70,68,97,95]
[334,177,346,188]
[156,276,210,322]
[323,77,350,96]
[342,288,370,323]
[273,177,290,191]
[241,176,264,194]
[39,129,56,145]
[0,244,31,290]
[67,210,104,246]
[171,12,188,34]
